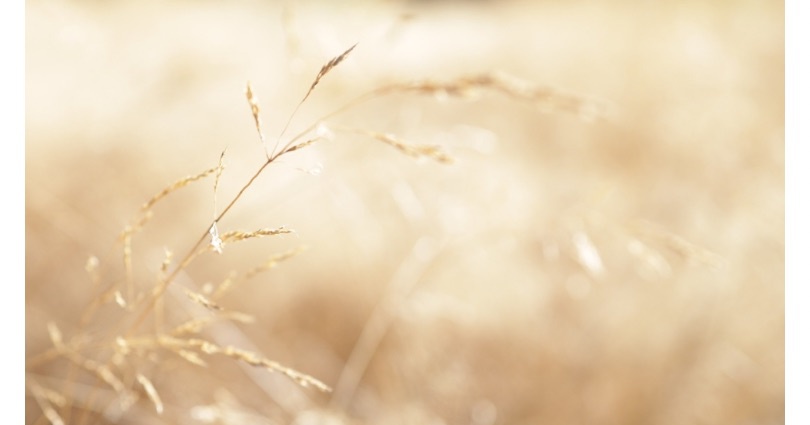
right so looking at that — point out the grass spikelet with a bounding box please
[47,322,64,348]
[140,166,220,214]
[85,360,127,395]
[160,336,332,392]
[275,43,359,155]
[211,271,238,300]
[627,238,673,279]
[169,312,253,337]
[219,226,295,245]
[214,150,226,191]
[340,128,453,164]
[204,340,332,392]
[305,43,358,103]
[114,291,127,308]
[136,373,164,415]
[631,220,723,267]
[244,246,306,280]
[160,248,173,276]
[245,82,267,149]
[171,317,218,336]
[176,349,208,367]
[185,289,224,311]
[374,72,613,121]
[85,256,100,286]
[572,231,604,277]
[487,72,613,120]
[115,336,130,354]
[213,149,226,212]
[281,134,327,155]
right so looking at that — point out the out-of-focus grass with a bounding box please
[26,1,783,424]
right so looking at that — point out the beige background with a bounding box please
[26,1,783,424]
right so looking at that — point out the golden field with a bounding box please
[26,1,784,424]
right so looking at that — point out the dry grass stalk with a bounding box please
[29,380,67,425]
[81,284,130,325]
[30,380,68,408]
[331,238,443,409]
[122,232,135,305]
[119,213,154,241]
[264,71,608,171]
[65,353,133,413]
[370,72,613,121]
[47,322,132,405]
[120,217,152,309]
[111,164,224,312]
[213,149,227,213]
[28,40,475,424]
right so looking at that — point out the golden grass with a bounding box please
[26,42,371,423]
[26,2,783,424]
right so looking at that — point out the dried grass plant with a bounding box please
[25,39,613,424]
[25,3,784,424]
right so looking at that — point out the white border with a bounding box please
[6,0,24,424]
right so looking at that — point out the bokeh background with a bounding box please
[26,1,784,424]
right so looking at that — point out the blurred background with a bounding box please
[26,0,784,424]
